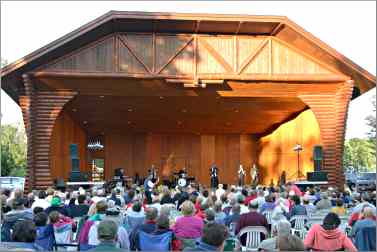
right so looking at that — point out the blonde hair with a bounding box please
[180,200,195,216]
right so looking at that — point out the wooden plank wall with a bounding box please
[50,111,88,181]
[103,133,258,186]
[257,109,321,185]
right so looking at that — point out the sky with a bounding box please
[1,1,376,139]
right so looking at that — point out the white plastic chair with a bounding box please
[263,210,273,225]
[237,226,268,251]
[290,215,308,239]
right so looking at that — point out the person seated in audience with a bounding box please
[148,194,162,213]
[79,200,108,245]
[172,200,204,240]
[88,206,129,249]
[68,194,90,218]
[259,219,304,251]
[315,192,332,210]
[31,190,50,210]
[235,201,269,245]
[0,220,38,251]
[204,208,216,224]
[123,189,135,205]
[195,201,209,219]
[302,195,316,216]
[33,206,44,216]
[173,187,190,209]
[331,198,346,216]
[251,189,266,210]
[184,223,228,251]
[1,197,33,241]
[160,186,175,205]
[34,212,54,251]
[213,201,226,224]
[216,184,226,199]
[286,182,302,196]
[237,195,249,214]
[89,220,124,251]
[351,206,376,236]
[348,203,377,227]
[352,194,376,214]
[126,200,145,218]
[129,207,158,250]
[260,194,276,213]
[286,195,307,220]
[45,196,70,216]
[304,212,356,252]
[224,203,241,227]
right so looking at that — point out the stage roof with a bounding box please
[1,11,376,102]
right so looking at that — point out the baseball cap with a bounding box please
[51,196,62,207]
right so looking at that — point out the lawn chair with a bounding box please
[290,215,308,239]
[138,231,173,251]
[53,223,79,251]
[237,226,268,251]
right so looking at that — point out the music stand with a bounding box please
[293,144,305,180]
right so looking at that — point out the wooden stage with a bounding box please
[1,11,375,190]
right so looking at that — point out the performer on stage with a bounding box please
[178,167,187,178]
[149,164,158,180]
[210,164,219,189]
[238,164,246,186]
[250,163,258,186]
[144,173,159,204]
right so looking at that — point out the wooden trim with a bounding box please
[238,38,269,74]
[194,34,198,80]
[269,37,272,75]
[36,33,116,72]
[118,35,152,74]
[271,36,346,76]
[156,36,194,74]
[270,22,284,36]
[31,70,350,82]
[199,37,234,73]
[152,32,156,73]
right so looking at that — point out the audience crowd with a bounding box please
[1,180,376,251]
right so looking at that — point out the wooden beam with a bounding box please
[270,22,284,36]
[156,36,194,74]
[199,38,234,73]
[119,35,153,74]
[238,38,269,74]
[31,71,350,82]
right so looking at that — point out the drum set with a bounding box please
[173,169,195,188]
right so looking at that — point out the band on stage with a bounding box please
[110,163,259,194]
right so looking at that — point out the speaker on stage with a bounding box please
[313,145,323,171]
[70,144,78,159]
[307,171,328,182]
[55,178,65,190]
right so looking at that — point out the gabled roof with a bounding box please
[1,11,375,102]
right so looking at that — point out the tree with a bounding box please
[343,138,376,172]
[365,94,376,141]
[1,124,27,176]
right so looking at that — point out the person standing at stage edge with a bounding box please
[210,164,219,190]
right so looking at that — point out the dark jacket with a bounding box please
[1,209,33,241]
[68,204,89,218]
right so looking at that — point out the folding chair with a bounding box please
[237,226,268,251]
[138,231,173,251]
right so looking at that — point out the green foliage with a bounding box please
[365,95,376,141]
[1,124,27,177]
[343,138,376,172]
